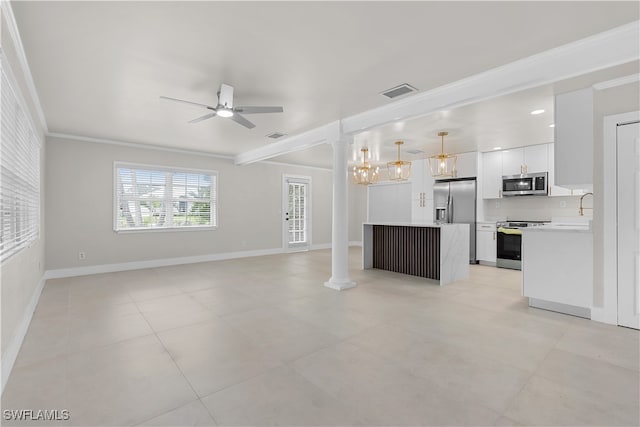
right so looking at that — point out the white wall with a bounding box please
[45,137,336,270]
[592,81,640,307]
[0,9,47,389]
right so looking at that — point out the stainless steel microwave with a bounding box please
[502,172,548,196]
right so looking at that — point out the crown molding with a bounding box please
[592,73,640,90]
[47,132,235,160]
[0,0,49,133]
[47,131,333,171]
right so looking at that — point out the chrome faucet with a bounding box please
[579,192,593,216]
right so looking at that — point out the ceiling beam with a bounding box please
[234,121,341,165]
[235,20,639,166]
[342,20,639,135]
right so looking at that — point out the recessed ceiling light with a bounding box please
[549,123,555,128]
[530,109,545,115]
[493,147,502,150]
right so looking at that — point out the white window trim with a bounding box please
[113,161,218,233]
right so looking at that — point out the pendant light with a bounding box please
[387,141,411,181]
[353,148,380,185]
[429,131,457,178]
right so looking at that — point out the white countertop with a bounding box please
[363,222,467,228]
[523,224,592,233]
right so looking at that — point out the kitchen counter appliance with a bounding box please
[502,172,548,196]
[434,178,477,263]
[496,220,549,270]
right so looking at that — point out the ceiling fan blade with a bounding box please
[229,113,255,129]
[160,96,213,109]
[188,112,217,123]
[218,84,234,108]
[233,106,284,114]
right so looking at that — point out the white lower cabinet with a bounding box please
[522,228,593,318]
[476,222,497,263]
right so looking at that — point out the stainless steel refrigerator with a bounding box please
[433,178,477,263]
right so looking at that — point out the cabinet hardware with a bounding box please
[493,231,496,240]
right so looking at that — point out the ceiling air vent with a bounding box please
[406,149,424,155]
[380,83,417,99]
[266,132,287,139]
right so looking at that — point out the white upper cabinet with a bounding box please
[453,152,478,179]
[409,159,434,223]
[501,145,548,175]
[482,150,502,199]
[554,88,594,188]
[501,147,524,176]
[523,144,549,173]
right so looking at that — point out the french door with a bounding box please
[283,175,311,252]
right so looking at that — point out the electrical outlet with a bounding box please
[560,200,567,208]
[78,251,86,260]
[495,201,500,208]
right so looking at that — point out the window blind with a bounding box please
[115,163,217,231]
[0,59,41,263]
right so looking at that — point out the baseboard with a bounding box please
[1,275,46,393]
[590,306,617,325]
[310,242,361,251]
[310,243,332,250]
[44,247,287,279]
[43,242,365,280]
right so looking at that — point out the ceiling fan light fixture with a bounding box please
[387,141,411,181]
[428,131,457,178]
[216,108,234,118]
[353,148,380,185]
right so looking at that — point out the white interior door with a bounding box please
[617,121,640,329]
[283,175,311,252]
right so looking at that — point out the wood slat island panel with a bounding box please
[372,225,440,280]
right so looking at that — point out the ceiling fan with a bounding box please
[160,83,283,129]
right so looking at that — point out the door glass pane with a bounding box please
[288,182,307,244]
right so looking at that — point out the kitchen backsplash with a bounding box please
[482,195,593,221]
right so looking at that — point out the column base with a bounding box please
[324,278,357,291]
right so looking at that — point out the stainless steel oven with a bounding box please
[496,221,549,270]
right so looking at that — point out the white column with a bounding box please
[325,136,356,290]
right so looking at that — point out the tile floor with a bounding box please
[2,248,639,426]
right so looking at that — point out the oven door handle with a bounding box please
[497,227,522,235]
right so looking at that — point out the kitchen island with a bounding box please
[362,223,469,285]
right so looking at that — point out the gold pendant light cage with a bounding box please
[387,141,411,181]
[429,131,457,178]
[353,148,380,185]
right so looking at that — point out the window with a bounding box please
[114,163,217,231]
[0,58,41,263]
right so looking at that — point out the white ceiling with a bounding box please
[10,1,640,169]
